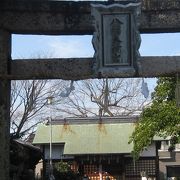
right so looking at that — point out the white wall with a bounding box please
[44,144,74,160]
[140,142,156,157]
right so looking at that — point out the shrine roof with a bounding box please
[33,118,136,154]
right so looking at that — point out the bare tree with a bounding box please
[10,79,68,139]
[53,78,150,117]
[10,77,150,138]
[11,80,47,139]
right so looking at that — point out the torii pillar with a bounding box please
[0,30,11,180]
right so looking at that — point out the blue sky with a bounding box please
[12,33,180,58]
[12,35,94,59]
[140,33,180,56]
[12,33,180,92]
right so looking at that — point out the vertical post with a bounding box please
[155,142,160,180]
[122,156,126,180]
[47,96,54,179]
[99,164,103,180]
[50,116,52,167]
[0,29,11,180]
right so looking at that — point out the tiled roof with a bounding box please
[33,120,135,155]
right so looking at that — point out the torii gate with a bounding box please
[1,0,180,179]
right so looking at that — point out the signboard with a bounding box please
[91,2,141,77]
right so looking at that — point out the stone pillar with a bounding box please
[0,29,11,180]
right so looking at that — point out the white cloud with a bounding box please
[48,36,94,58]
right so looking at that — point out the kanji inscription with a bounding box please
[91,3,141,77]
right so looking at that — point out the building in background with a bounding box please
[33,116,159,180]
[158,138,180,180]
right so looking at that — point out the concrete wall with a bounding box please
[141,142,157,157]
[159,151,180,180]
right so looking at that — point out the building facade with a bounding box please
[33,116,159,180]
[158,140,180,179]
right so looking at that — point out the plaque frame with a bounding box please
[91,2,141,77]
